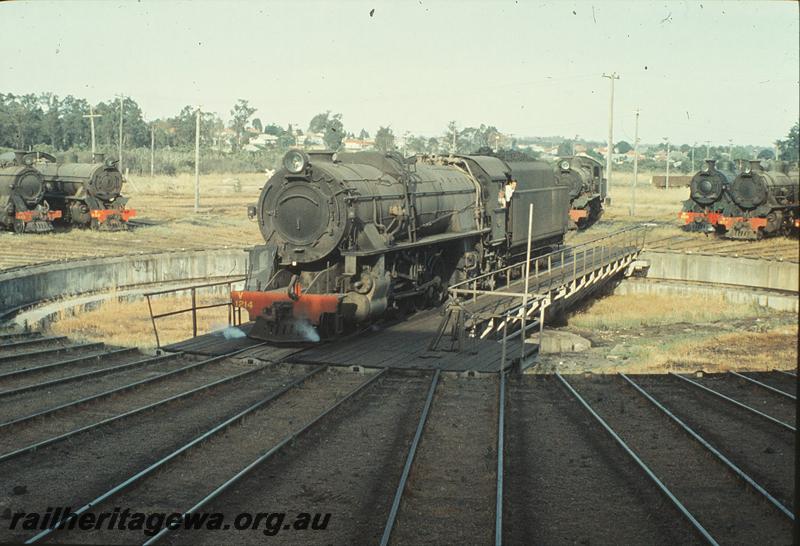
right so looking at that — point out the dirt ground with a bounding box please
[535,292,797,374]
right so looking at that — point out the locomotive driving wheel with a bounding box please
[12,219,25,234]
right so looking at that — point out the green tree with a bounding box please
[557,141,572,156]
[615,140,632,154]
[358,128,370,140]
[264,123,285,136]
[374,126,395,152]
[757,148,775,160]
[252,118,263,133]
[777,122,799,163]
[230,99,257,151]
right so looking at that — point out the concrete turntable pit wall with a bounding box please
[641,251,798,293]
[0,249,247,319]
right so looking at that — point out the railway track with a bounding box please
[0,348,267,459]
[562,374,793,544]
[0,352,794,544]
[644,232,799,261]
[503,375,698,544]
[29,367,382,544]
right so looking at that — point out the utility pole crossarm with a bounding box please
[82,106,102,157]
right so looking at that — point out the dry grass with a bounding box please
[568,293,768,330]
[48,294,236,349]
[605,324,798,373]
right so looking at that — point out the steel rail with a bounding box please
[0,359,272,463]
[495,371,506,546]
[0,342,105,364]
[25,365,326,544]
[0,353,181,398]
[0,335,67,349]
[669,373,795,432]
[728,371,796,401]
[621,374,794,520]
[774,370,797,378]
[0,343,264,433]
[556,373,718,546]
[0,348,136,381]
[0,332,42,341]
[141,368,389,546]
[380,369,440,546]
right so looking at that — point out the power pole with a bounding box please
[602,72,619,202]
[116,95,124,171]
[705,140,711,159]
[663,137,670,190]
[83,105,101,158]
[691,142,696,172]
[572,134,579,156]
[728,139,733,162]
[631,109,639,216]
[195,106,201,213]
[451,123,457,155]
[150,124,155,177]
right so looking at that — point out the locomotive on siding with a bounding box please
[718,160,799,239]
[554,155,606,229]
[232,150,570,343]
[36,153,135,230]
[678,159,738,233]
[0,151,61,233]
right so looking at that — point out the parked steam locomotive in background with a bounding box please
[719,160,799,239]
[679,159,798,239]
[232,150,570,343]
[35,153,135,230]
[0,151,61,233]
[554,155,606,229]
[679,159,737,233]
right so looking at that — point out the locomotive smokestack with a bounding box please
[92,152,106,163]
[748,160,762,172]
[13,151,26,164]
[704,159,716,170]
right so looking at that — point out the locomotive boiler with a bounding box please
[232,150,570,343]
[679,159,737,232]
[719,160,799,239]
[0,151,61,233]
[37,153,135,230]
[554,155,606,229]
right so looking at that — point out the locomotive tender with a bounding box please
[36,153,135,230]
[233,150,570,342]
[0,151,61,233]
[554,155,606,229]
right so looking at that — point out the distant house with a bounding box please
[243,133,278,152]
[343,138,374,151]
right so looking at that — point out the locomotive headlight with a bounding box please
[559,160,570,171]
[283,150,308,174]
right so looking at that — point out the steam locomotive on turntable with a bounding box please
[680,159,799,239]
[232,150,571,343]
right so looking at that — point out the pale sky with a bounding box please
[1,0,798,146]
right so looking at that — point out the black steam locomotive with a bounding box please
[0,151,61,233]
[36,153,135,230]
[679,159,738,233]
[719,160,799,239]
[554,155,606,229]
[233,150,570,342]
[679,159,799,239]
